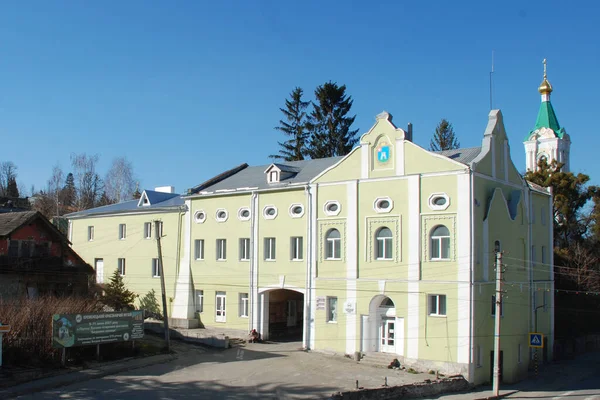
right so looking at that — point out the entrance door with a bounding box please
[216,292,226,322]
[287,300,297,327]
[380,318,395,353]
[94,258,104,284]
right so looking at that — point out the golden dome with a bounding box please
[538,78,553,94]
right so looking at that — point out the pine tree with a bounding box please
[132,182,141,200]
[102,269,136,311]
[6,177,19,198]
[62,173,76,207]
[270,87,309,161]
[429,119,460,151]
[306,82,359,159]
[97,191,113,206]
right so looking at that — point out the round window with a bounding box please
[433,197,447,206]
[378,200,390,209]
[217,211,227,219]
[292,206,303,215]
[266,207,276,216]
[241,209,250,218]
[327,203,339,212]
[194,211,206,223]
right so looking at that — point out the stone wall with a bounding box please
[329,376,470,400]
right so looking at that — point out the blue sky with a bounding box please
[0,1,598,196]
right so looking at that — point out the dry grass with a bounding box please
[0,295,102,366]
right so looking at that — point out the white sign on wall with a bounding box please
[316,296,326,310]
[344,302,356,315]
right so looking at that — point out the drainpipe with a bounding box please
[469,169,475,382]
[249,191,258,334]
[303,185,311,350]
[173,206,185,297]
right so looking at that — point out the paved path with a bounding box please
[436,351,600,400]
[18,341,429,399]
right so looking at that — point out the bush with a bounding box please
[0,295,101,366]
[138,289,163,320]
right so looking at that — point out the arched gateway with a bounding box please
[361,295,404,355]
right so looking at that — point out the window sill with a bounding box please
[429,258,451,262]
[325,258,342,261]
[152,276,161,279]
[240,315,249,319]
[327,321,338,324]
[240,259,250,262]
[428,314,447,318]
[264,259,276,262]
[376,258,393,261]
[291,259,304,262]
[195,259,204,262]
[215,321,226,323]
[216,259,227,262]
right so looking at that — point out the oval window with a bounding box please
[433,197,447,206]
[266,208,276,216]
[194,211,206,223]
[241,210,250,218]
[327,203,338,212]
[217,211,227,219]
[292,206,303,215]
[378,200,390,209]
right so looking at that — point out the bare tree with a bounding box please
[70,153,103,211]
[47,164,64,216]
[0,162,18,197]
[104,157,136,203]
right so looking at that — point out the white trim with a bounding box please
[405,140,469,169]
[324,200,341,216]
[311,146,361,183]
[373,196,393,213]
[258,285,305,295]
[361,144,369,179]
[483,219,489,281]
[407,175,420,359]
[427,193,450,211]
[237,207,251,221]
[194,210,206,224]
[395,139,404,175]
[315,170,467,188]
[548,191,555,357]
[251,192,260,331]
[504,140,509,181]
[171,200,195,319]
[289,203,305,218]
[456,173,471,364]
[262,205,278,220]
[309,184,318,350]
[215,208,229,222]
[491,135,496,178]
[346,181,358,355]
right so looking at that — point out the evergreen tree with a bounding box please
[270,87,309,161]
[429,119,460,151]
[138,289,163,319]
[306,82,358,159]
[132,182,142,200]
[102,269,136,311]
[6,177,19,198]
[97,191,113,206]
[63,173,76,207]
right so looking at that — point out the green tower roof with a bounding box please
[526,100,566,140]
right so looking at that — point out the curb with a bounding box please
[0,353,177,398]
[472,389,520,400]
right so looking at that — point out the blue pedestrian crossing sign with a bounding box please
[529,333,544,348]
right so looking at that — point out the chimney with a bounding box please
[154,186,175,194]
[406,123,413,142]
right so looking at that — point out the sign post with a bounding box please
[0,323,11,367]
[529,333,544,377]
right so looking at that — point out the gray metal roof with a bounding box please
[194,157,344,194]
[65,190,184,218]
[0,211,38,236]
[433,147,481,165]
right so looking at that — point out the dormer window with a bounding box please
[264,163,299,184]
[269,171,279,183]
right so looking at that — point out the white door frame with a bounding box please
[216,292,226,322]
[380,317,396,353]
[94,258,104,284]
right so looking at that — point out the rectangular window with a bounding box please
[216,239,227,260]
[194,239,204,260]
[476,345,482,367]
[8,240,19,257]
[239,293,249,317]
[239,238,250,261]
[20,240,33,257]
[157,221,163,237]
[428,294,447,316]
[118,258,126,276]
[216,291,226,322]
[195,290,204,313]
[144,222,152,239]
[327,297,338,322]
[119,224,126,240]
[34,242,50,257]
[491,295,503,316]
[290,237,303,261]
[88,226,94,241]
[541,246,546,265]
[152,258,161,277]
[264,237,276,261]
[518,343,522,364]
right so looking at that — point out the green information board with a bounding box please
[52,311,144,348]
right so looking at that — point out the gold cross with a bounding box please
[543,59,547,78]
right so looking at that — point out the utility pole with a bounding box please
[155,220,170,351]
[493,250,504,397]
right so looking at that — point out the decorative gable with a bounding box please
[137,191,151,207]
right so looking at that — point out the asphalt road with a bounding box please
[17,340,426,400]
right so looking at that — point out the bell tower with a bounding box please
[524,59,571,172]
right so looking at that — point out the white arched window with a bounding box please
[325,229,341,260]
[430,225,450,260]
[375,227,393,260]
